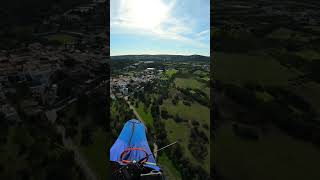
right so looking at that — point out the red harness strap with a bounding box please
[120,148,149,164]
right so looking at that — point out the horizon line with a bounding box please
[110,53,210,57]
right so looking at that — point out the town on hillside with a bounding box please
[0,0,109,179]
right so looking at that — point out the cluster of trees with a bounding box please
[110,99,135,143]
[178,88,209,107]
[153,119,167,147]
[160,106,187,123]
[160,109,171,119]
[266,87,312,112]
[171,95,180,105]
[217,80,320,146]
[1,0,91,24]
[139,87,210,179]
[131,70,210,179]
[62,88,106,144]
[306,60,320,83]
[271,48,320,84]
[80,125,93,146]
[0,115,85,179]
[232,123,259,140]
[0,27,34,49]
[133,86,155,106]
[153,118,210,179]
[214,28,266,53]
[189,126,209,161]
[214,23,313,55]
[0,112,9,146]
[110,59,137,75]
[222,83,260,108]
[163,142,210,179]
[0,0,93,49]
[271,51,308,70]
[173,114,187,123]
[87,90,107,128]
[111,55,209,63]
[150,101,160,121]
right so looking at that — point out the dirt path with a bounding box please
[45,110,98,180]
[153,143,158,159]
[128,102,143,122]
[58,125,98,180]
[125,99,160,160]
[126,100,146,130]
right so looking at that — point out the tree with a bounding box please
[80,126,93,146]
[174,114,183,123]
[232,123,259,140]
[161,109,169,119]
[0,112,8,145]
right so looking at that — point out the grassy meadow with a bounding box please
[215,122,320,180]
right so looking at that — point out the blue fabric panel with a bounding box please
[110,119,160,171]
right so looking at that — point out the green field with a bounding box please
[165,69,178,77]
[295,50,320,61]
[215,52,297,86]
[0,127,28,177]
[175,78,206,89]
[294,81,320,114]
[135,102,153,127]
[46,33,76,44]
[164,119,192,158]
[215,122,320,180]
[255,91,274,102]
[201,76,210,81]
[162,99,210,126]
[161,89,210,172]
[158,152,182,180]
[267,28,309,42]
[193,70,208,76]
[162,79,210,172]
[163,117,210,173]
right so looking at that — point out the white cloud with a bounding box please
[111,0,208,48]
[196,29,210,37]
[194,29,210,40]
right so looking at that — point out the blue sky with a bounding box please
[110,0,210,56]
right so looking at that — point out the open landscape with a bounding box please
[213,0,320,179]
[0,0,108,179]
[110,55,210,179]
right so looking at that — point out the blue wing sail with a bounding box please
[110,119,160,171]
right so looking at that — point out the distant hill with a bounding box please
[111,54,210,62]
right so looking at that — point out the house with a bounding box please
[120,87,128,95]
[110,94,116,100]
